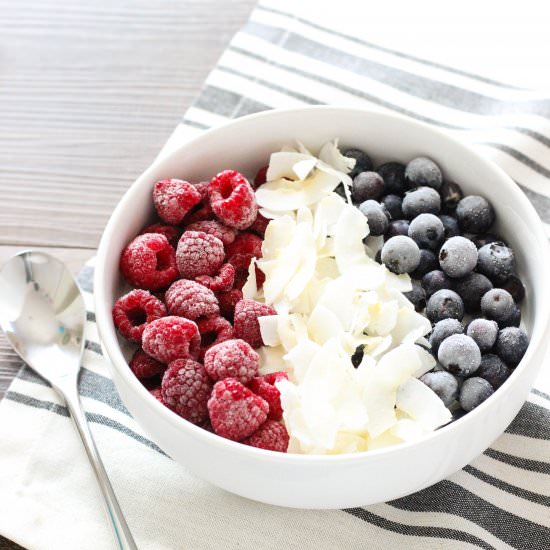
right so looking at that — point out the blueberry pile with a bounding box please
[344,150,530,419]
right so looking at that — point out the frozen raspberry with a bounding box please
[149,387,164,403]
[140,223,180,248]
[207,378,268,441]
[165,279,219,320]
[243,420,289,452]
[129,348,166,379]
[234,299,277,348]
[153,178,201,225]
[248,372,288,420]
[176,231,225,279]
[191,181,209,199]
[249,213,270,237]
[185,220,237,246]
[226,232,263,259]
[217,289,243,320]
[184,201,214,224]
[209,170,258,230]
[195,263,235,292]
[196,315,234,359]
[161,359,212,424]
[253,165,268,188]
[120,233,178,291]
[112,289,167,343]
[204,338,259,384]
[142,316,200,363]
[227,253,265,290]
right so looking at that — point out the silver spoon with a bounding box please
[0,250,137,550]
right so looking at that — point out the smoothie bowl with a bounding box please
[95,107,550,509]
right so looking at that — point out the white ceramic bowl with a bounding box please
[95,106,550,509]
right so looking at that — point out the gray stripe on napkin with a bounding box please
[390,481,549,548]
[344,508,495,550]
[5,390,165,455]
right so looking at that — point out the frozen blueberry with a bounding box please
[438,334,481,377]
[412,249,439,279]
[405,157,443,190]
[439,215,461,239]
[453,272,493,312]
[456,195,495,233]
[351,345,364,368]
[381,236,421,274]
[459,377,494,412]
[359,200,390,236]
[499,304,521,328]
[429,318,464,354]
[404,281,426,312]
[470,233,502,249]
[422,270,452,298]
[480,288,515,324]
[495,327,529,367]
[500,275,525,303]
[466,319,498,352]
[477,354,511,390]
[402,187,441,219]
[381,194,403,219]
[440,181,463,211]
[408,213,445,250]
[439,236,478,278]
[352,171,385,202]
[385,219,410,240]
[477,242,515,283]
[377,162,406,195]
[420,371,459,406]
[344,148,373,178]
[426,289,464,323]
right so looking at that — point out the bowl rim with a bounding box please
[95,105,550,464]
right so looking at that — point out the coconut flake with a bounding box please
[396,378,452,431]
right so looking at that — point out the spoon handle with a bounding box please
[59,381,138,550]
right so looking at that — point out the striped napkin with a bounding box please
[1,1,550,549]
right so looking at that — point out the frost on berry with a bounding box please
[204,338,259,385]
[165,279,219,320]
[234,299,277,348]
[196,315,234,359]
[162,359,212,424]
[142,316,200,364]
[112,289,167,343]
[120,233,179,291]
[153,178,202,225]
[207,378,269,441]
[176,230,225,279]
[248,372,288,420]
[129,348,166,379]
[195,263,235,292]
[208,170,258,230]
[185,220,237,246]
[243,420,289,452]
[140,223,180,248]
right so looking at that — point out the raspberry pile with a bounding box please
[345,150,530,417]
[113,168,289,452]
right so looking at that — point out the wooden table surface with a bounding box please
[0,0,255,547]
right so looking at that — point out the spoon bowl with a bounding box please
[0,250,85,383]
[0,250,137,549]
